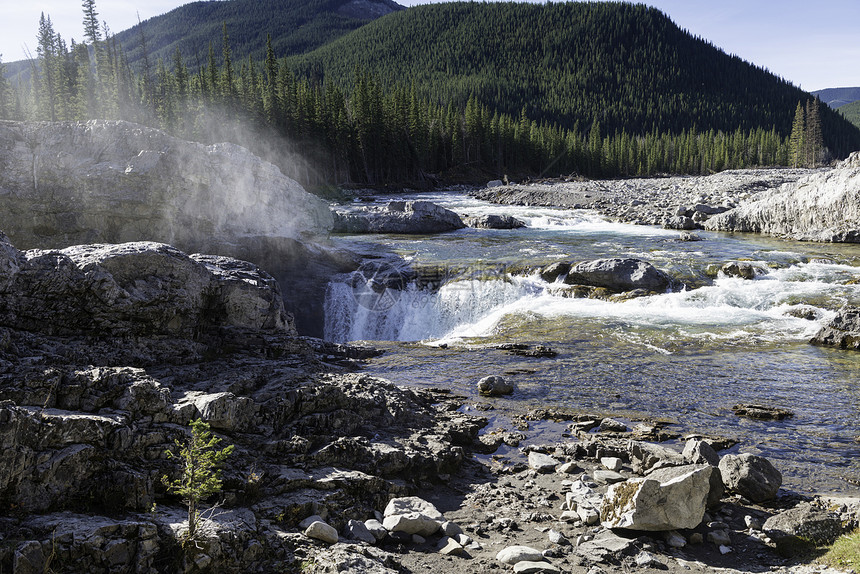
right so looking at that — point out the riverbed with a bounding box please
[324,191,860,496]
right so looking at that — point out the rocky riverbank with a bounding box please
[472,168,815,230]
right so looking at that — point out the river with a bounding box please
[323,191,860,496]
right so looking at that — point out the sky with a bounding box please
[2,0,857,92]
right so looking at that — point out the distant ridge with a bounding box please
[813,87,860,109]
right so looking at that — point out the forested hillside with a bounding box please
[2,0,858,189]
[839,100,860,130]
[291,2,859,159]
[115,0,401,70]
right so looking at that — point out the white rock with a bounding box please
[299,515,325,530]
[304,521,338,544]
[601,466,714,531]
[437,536,466,556]
[528,452,560,473]
[364,519,387,541]
[600,457,623,471]
[496,545,544,565]
[557,462,580,474]
[384,496,443,520]
[382,512,441,537]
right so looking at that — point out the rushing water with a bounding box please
[324,191,860,495]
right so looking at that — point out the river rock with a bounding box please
[528,452,560,473]
[762,502,846,545]
[811,305,860,350]
[539,262,571,283]
[382,497,443,537]
[333,201,466,234]
[718,453,782,502]
[0,237,291,339]
[629,441,687,474]
[465,214,526,229]
[648,464,725,509]
[496,545,545,565]
[564,258,672,293]
[477,375,514,396]
[682,439,720,467]
[346,519,377,544]
[383,496,443,520]
[732,403,793,420]
[705,152,860,241]
[305,521,340,544]
[576,530,636,562]
[721,261,765,279]
[600,465,715,531]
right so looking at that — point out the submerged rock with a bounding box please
[732,403,794,421]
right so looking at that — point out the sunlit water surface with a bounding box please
[324,192,860,495]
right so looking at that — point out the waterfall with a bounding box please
[323,270,543,343]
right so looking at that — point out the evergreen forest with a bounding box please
[1,0,858,190]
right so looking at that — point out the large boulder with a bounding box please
[811,306,860,350]
[563,258,672,293]
[705,152,860,241]
[333,201,466,234]
[0,236,291,338]
[718,453,782,502]
[600,465,715,531]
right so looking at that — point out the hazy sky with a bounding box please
[2,0,857,92]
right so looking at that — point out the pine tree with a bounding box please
[805,98,823,167]
[789,102,805,168]
[163,419,234,542]
[36,13,59,121]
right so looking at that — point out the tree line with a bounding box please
[0,1,838,190]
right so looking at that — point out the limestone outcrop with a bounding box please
[705,152,860,241]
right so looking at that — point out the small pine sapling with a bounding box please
[163,419,234,542]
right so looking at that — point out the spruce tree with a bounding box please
[805,98,823,167]
[789,101,805,168]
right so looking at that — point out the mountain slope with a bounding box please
[813,87,860,109]
[114,0,401,68]
[290,2,860,157]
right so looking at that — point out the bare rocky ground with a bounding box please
[472,168,817,230]
[298,402,860,574]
